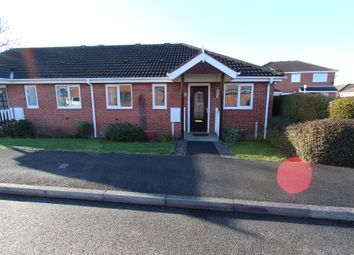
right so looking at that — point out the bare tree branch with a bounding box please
[0,17,13,51]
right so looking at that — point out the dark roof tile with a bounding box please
[0,43,280,79]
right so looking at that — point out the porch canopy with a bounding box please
[167,51,240,138]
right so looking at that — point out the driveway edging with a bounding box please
[0,183,353,221]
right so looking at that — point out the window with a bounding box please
[313,73,328,82]
[152,84,167,109]
[24,85,39,108]
[106,84,132,109]
[56,85,81,109]
[0,88,8,109]
[291,73,301,83]
[224,84,253,109]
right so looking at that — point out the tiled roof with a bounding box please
[299,86,338,92]
[263,60,336,72]
[0,43,280,79]
[336,84,354,93]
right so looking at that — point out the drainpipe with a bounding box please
[263,78,273,140]
[86,79,97,138]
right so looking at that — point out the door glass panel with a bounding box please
[194,91,204,119]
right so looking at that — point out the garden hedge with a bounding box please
[286,118,354,167]
[104,123,146,142]
[268,116,297,156]
[329,97,354,119]
[275,94,331,121]
[75,121,93,138]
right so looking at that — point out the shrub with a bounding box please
[268,116,297,155]
[329,97,354,119]
[223,128,244,142]
[104,123,146,142]
[286,118,354,167]
[75,121,93,138]
[12,120,34,137]
[280,94,331,122]
[154,132,173,142]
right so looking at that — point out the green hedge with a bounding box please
[268,116,297,156]
[286,119,354,167]
[75,121,93,138]
[276,94,331,121]
[104,123,146,142]
[329,97,354,119]
[12,120,34,137]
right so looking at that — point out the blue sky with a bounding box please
[0,0,353,84]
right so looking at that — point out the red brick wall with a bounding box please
[7,84,92,136]
[223,83,273,137]
[7,82,272,138]
[275,72,335,93]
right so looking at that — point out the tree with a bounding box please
[0,17,12,51]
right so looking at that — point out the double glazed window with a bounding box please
[291,73,301,83]
[152,84,167,109]
[56,85,81,109]
[224,84,254,109]
[106,85,132,109]
[24,85,39,108]
[313,73,328,82]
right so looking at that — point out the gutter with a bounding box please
[86,79,97,138]
[263,78,273,140]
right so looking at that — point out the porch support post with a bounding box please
[219,73,225,140]
[180,74,185,139]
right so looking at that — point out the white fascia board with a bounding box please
[230,76,284,82]
[167,53,240,80]
[284,70,337,74]
[0,77,173,85]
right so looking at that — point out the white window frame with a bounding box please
[313,73,328,82]
[55,84,82,109]
[291,73,301,83]
[105,84,133,109]
[24,85,39,109]
[224,83,254,110]
[152,84,167,109]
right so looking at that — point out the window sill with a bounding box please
[106,107,133,110]
[27,106,39,109]
[152,106,167,110]
[57,107,82,110]
[224,107,253,110]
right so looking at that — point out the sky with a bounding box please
[0,0,353,84]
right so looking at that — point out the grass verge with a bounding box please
[226,141,287,162]
[0,137,174,155]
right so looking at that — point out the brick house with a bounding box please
[263,61,338,97]
[0,43,282,139]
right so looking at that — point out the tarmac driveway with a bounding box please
[0,148,353,207]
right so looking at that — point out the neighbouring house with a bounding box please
[263,60,338,97]
[336,84,354,97]
[0,43,282,139]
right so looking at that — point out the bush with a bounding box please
[154,132,173,142]
[286,119,354,167]
[279,94,331,122]
[75,121,93,138]
[12,120,34,137]
[223,128,244,142]
[104,123,146,142]
[329,97,354,119]
[268,116,297,155]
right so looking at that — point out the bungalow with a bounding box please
[0,43,282,139]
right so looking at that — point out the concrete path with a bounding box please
[0,148,353,207]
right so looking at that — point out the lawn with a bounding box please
[0,137,175,155]
[226,141,287,162]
